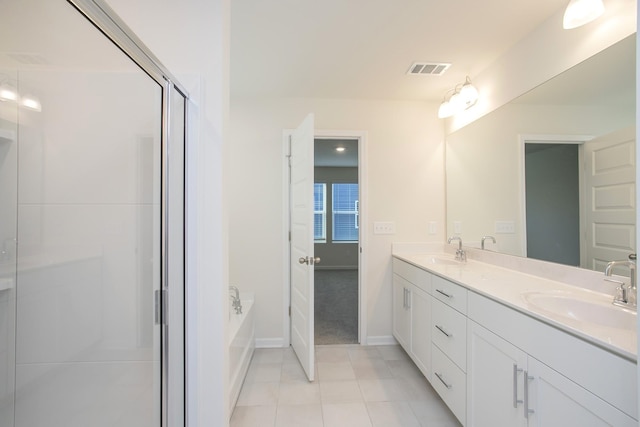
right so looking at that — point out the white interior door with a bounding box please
[584,126,636,271]
[290,113,316,381]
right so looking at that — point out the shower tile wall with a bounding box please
[12,70,161,427]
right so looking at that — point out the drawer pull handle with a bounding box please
[435,325,452,338]
[513,364,523,408]
[435,288,453,299]
[434,372,452,389]
[524,371,535,418]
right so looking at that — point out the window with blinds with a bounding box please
[314,183,326,241]
[332,183,359,242]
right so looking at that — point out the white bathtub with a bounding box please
[228,292,255,415]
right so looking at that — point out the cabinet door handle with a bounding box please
[524,371,535,418]
[513,364,523,408]
[435,288,453,299]
[406,288,411,309]
[434,372,452,389]
[435,324,452,338]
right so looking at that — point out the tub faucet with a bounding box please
[481,236,496,250]
[604,256,636,309]
[447,236,466,262]
[229,285,242,314]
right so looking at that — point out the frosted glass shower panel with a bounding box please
[5,1,163,426]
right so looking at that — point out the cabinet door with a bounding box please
[392,274,411,349]
[467,321,527,427]
[410,285,431,379]
[527,358,637,427]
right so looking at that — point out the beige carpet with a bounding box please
[314,269,358,345]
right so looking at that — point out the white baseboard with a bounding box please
[365,335,397,346]
[255,338,285,348]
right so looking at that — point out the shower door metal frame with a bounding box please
[65,1,189,426]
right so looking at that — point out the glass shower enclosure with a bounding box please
[0,1,187,425]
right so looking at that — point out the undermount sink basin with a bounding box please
[418,256,461,266]
[523,291,637,330]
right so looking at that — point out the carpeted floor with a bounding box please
[314,269,358,345]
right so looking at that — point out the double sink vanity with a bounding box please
[392,243,637,426]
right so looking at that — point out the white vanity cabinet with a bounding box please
[467,292,637,427]
[430,277,468,425]
[392,274,412,349]
[393,258,467,425]
[392,258,432,379]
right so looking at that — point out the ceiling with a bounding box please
[230,0,570,102]
[315,139,358,167]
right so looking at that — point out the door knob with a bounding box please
[298,256,321,265]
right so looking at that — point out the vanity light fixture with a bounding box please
[335,146,346,153]
[563,0,605,29]
[438,76,479,119]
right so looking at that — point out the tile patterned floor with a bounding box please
[231,345,461,427]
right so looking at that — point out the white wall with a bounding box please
[229,97,445,344]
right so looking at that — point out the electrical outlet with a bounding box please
[495,220,515,234]
[373,221,396,235]
[453,221,462,234]
[429,221,437,235]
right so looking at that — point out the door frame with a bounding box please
[518,134,593,264]
[282,129,368,347]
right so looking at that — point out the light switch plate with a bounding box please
[495,220,515,234]
[373,221,395,235]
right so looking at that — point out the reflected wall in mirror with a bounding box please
[446,34,636,272]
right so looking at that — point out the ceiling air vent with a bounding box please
[407,62,451,76]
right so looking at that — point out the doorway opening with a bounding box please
[313,138,359,345]
[524,142,581,266]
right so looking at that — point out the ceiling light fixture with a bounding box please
[563,0,605,29]
[438,76,479,119]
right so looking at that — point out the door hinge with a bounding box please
[288,306,291,317]
[154,289,168,325]
[289,231,291,242]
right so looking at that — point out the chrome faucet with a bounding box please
[229,285,243,314]
[447,236,466,262]
[604,255,636,309]
[481,235,496,250]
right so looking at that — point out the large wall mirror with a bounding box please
[446,33,636,272]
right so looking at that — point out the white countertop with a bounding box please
[393,252,637,361]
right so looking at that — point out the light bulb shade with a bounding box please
[458,82,479,109]
[563,0,605,29]
[0,83,18,102]
[438,100,454,118]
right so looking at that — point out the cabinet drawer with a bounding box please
[432,298,467,371]
[432,275,467,314]
[432,344,466,425]
[393,258,431,293]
